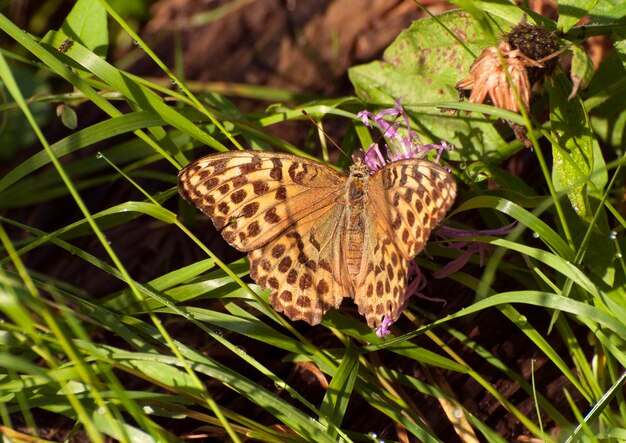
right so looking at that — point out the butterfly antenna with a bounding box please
[301,110,350,160]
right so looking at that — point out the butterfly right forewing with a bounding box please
[178,151,345,252]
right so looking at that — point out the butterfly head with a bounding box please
[349,157,371,178]
[347,158,371,202]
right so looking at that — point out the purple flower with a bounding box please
[357,98,453,174]
[432,223,516,279]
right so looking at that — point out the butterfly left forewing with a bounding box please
[179,150,353,325]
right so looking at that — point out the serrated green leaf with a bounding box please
[349,10,516,161]
[547,72,604,221]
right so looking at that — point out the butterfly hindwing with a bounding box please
[249,202,349,325]
[353,218,408,328]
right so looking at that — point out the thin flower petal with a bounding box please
[359,100,455,171]
[433,223,516,277]
[433,248,474,279]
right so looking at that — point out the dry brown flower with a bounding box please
[455,41,544,113]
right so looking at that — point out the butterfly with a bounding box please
[177,150,456,328]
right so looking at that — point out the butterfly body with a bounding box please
[178,151,456,328]
[344,161,370,277]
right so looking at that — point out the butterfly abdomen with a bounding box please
[345,208,365,277]
[345,166,369,278]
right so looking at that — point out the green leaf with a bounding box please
[611,19,626,69]
[561,199,615,286]
[0,65,52,161]
[319,344,359,433]
[61,0,108,57]
[447,291,626,339]
[569,45,595,99]
[586,52,626,148]
[558,0,600,33]
[0,111,165,194]
[451,0,526,25]
[349,10,515,161]
[547,72,606,221]
[56,104,78,129]
[105,346,337,443]
[589,0,626,21]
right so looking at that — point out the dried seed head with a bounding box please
[506,16,562,82]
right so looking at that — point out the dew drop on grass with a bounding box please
[274,381,286,391]
[609,231,617,240]
[212,328,223,337]
[453,408,463,418]
[532,231,540,239]
[616,253,623,259]
[235,345,246,355]
[97,406,106,415]
[368,432,378,439]
[143,406,154,414]
[96,152,103,159]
